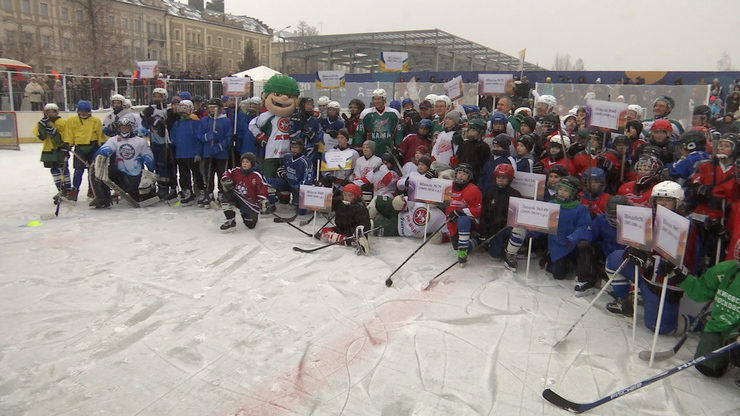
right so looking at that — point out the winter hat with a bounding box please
[363,140,376,153]
[492,133,513,149]
[417,155,432,168]
[419,100,433,109]
[653,96,675,111]
[178,91,192,101]
[521,115,536,132]
[651,119,672,131]
[343,183,362,199]
[240,152,257,166]
[445,110,462,124]
[517,134,535,153]
[263,75,300,97]
[389,100,401,112]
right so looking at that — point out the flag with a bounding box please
[517,49,526,72]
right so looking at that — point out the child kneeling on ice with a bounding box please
[315,183,372,255]
[219,153,269,231]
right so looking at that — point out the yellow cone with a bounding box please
[26,220,42,227]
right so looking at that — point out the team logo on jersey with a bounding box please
[118,143,135,160]
[278,118,290,133]
[412,207,428,226]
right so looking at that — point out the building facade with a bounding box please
[0,0,272,75]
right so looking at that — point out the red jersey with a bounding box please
[580,192,611,216]
[617,181,653,207]
[446,183,483,236]
[541,156,576,175]
[689,159,739,220]
[221,167,268,213]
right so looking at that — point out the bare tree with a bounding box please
[552,53,572,71]
[573,58,585,71]
[69,0,117,72]
[295,21,319,37]
[237,41,259,70]
[717,51,733,71]
[203,52,221,77]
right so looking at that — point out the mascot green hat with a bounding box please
[263,75,300,97]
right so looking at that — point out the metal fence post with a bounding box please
[7,71,14,112]
[62,74,68,112]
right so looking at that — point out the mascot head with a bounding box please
[262,75,300,118]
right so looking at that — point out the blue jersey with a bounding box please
[170,115,201,159]
[590,214,624,257]
[281,153,313,188]
[199,114,233,159]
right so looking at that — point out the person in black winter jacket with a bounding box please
[315,183,372,254]
[452,117,490,181]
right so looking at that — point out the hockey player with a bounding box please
[320,128,360,189]
[642,96,684,137]
[540,134,575,176]
[589,195,629,283]
[446,163,483,263]
[397,155,435,193]
[90,115,155,208]
[431,110,462,171]
[354,89,402,157]
[514,134,539,173]
[141,87,176,199]
[667,130,710,182]
[477,134,516,195]
[660,239,740,383]
[545,176,593,296]
[479,164,526,271]
[362,153,400,199]
[400,145,430,176]
[169,100,204,204]
[351,140,382,183]
[219,153,268,231]
[102,94,129,137]
[66,100,104,200]
[314,183,372,255]
[432,95,452,137]
[266,138,313,217]
[580,167,611,217]
[534,95,557,117]
[319,101,345,152]
[617,154,663,207]
[605,181,690,333]
[316,96,330,118]
[289,97,323,165]
[452,117,491,178]
[34,103,73,203]
[544,165,568,202]
[343,98,365,138]
[372,194,447,239]
[198,98,233,207]
[636,119,678,166]
[397,118,434,165]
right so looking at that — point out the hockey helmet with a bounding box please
[494,163,515,180]
[454,163,474,186]
[343,183,362,200]
[649,180,684,207]
[372,89,387,99]
[554,176,580,203]
[152,88,168,99]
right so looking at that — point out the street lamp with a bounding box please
[275,25,291,74]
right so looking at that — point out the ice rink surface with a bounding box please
[1,144,738,415]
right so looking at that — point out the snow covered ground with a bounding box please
[1,143,737,416]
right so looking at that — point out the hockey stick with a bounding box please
[422,225,512,290]
[384,219,451,287]
[273,212,333,237]
[553,257,630,348]
[543,340,740,414]
[638,301,713,362]
[292,226,381,253]
[273,212,298,223]
[54,152,70,217]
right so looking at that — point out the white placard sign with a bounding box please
[507,197,560,234]
[511,171,546,200]
[298,185,333,211]
[136,60,158,79]
[380,51,408,72]
[221,76,251,97]
[616,205,653,251]
[478,74,514,95]
[322,149,354,171]
[652,204,690,265]
[315,70,345,89]
[586,99,628,130]
[443,76,464,101]
[409,177,453,204]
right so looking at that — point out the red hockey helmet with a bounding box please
[494,163,515,180]
[343,183,362,200]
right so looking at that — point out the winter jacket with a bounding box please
[170,114,201,159]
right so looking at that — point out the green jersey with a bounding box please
[680,260,740,333]
[354,106,402,157]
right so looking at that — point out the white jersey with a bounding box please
[351,155,382,181]
[248,111,291,159]
[323,147,359,182]
[396,169,425,192]
[102,108,131,134]
[98,135,154,176]
[402,161,417,176]
[431,130,456,165]
[364,164,399,197]
[398,198,447,238]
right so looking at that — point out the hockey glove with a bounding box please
[220,177,234,192]
[255,133,268,148]
[596,156,613,172]
[657,259,689,286]
[424,168,437,179]
[623,246,655,275]
[58,142,71,151]
[447,209,466,221]
[276,166,287,179]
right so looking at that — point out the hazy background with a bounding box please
[226,0,739,71]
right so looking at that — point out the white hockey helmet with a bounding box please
[247,96,261,105]
[536,94,557,110]
[435,94,452,109]
[327,100,340,109]
[152,88,168,99]
[424,93,438,103]
[561,113,577,124]
[123,98,132,108]
[44,103,59,112]
[111,94,125,103]
[317,96,331,106]
[549,134,571,150]
[372,88,387,99]
[650,180,684,205]
[627,104,642,118]
[178,99,194,112]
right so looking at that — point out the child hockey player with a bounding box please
[219,153,268,231]
[580,167,611,217]
[479,164,526,271]
[372,194,447,239]
[66,100,104,201]
[315,183,372,255]
[198,98,233,207]
[266,138,313,219]
[170,100,204,204]
[547,176,594,296]
[90,115,155,208]
[34,103,73,204]
[446,163,483,263]
[320,128,360,189]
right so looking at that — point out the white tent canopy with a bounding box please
[231,65,281,81]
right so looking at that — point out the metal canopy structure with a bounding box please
[282,29,544,73]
